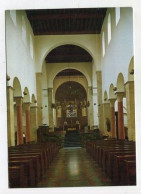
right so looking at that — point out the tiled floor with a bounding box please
[37,147,113,187]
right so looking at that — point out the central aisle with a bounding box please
[37,148,113,187]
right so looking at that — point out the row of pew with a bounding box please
[8,142,60,188]
[86,139,136,185]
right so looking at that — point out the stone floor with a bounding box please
[37,147,113,188]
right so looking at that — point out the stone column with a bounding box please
[7,86,15,146]
[96,71,104,133]
[30,105,38,142]
[14,97,23,145]
[24,102,31,143]
[109,98,116,138]
[36,73,43,126]
[116,92,125,140]
[125,81,135,141]
[87,86,94,129]
[48,88,54,131]
[103,101,111,135]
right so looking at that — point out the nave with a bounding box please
[37,148,112,187]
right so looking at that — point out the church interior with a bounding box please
[6,7,136,188]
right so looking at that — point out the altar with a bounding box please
[68,127,76,131]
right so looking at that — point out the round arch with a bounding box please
[109,83,116,99]
[13,77,22,97]
[116,73,125,92]
[53,68,88,94]
[31,94,37,106]
[51,67,91,88]
[23,87,30,103]
[128,56,134,81]
[103,90,108,102]
[41,41,94,69]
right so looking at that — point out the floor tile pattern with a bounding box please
[37,148,113,187]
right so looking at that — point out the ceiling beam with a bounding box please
[34,30,100,35]
[28,13,105,20]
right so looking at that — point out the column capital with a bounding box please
[109,98,116,107]
[115,92,125,102]
[14,96,23,106]
[30,105,38,109]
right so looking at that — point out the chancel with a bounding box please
[6,7,136,188]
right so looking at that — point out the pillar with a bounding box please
[103,101,111,135]
[48,88,54,131]
[116,92,125,140]
[109,98,116,138]
[7,86,15,146]
[87,86,94,129]
[14,97,23,145]
[96,71,104,133]
[24,102,31,143]
[125,81,135,141]
[36,73,43,125]
[30,105,38,142]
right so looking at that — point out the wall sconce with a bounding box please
[45,105,47,107]
[104,98,107,101]
[34,100,37,103]
[7,75,10,81]
[113,87,117,91]
[130,69,134,75]
[23,91,27,95]
[94,103,96,105]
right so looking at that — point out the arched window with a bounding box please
[115,7,120,25]
[108,14,111,44]
[102,32,105,57]
[30,34,33,58]
[10,10,16,26]
[22,16,26,44]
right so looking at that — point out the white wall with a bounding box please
[34,34,101,72]
[46,62,92,87]
[101,8,133,94]
[53,76,88,95]
[6,10,37,99]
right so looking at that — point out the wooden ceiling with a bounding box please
[26,8,107,65]
[26,8,107,35]
[56,69,83,77]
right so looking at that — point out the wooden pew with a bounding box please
[106,151,135,178]
[9,165,28,188]
[9,155,40,184]
[113,155,136,185]
[86,139,136,186]
[9,159,35,187]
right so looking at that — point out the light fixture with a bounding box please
[7,75,10,81]
[104,98,107,101]
[34,100,37,103]
[94,103,96,105]
[130,69,134,75]
[113,87,117,91]
[23,91,27,95]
